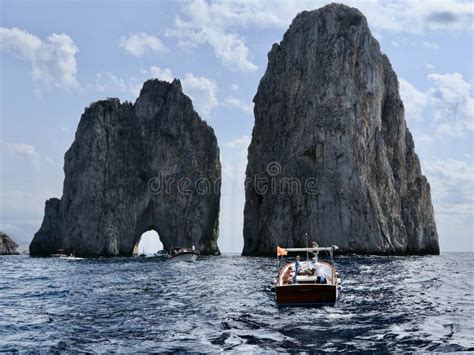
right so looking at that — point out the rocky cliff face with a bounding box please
[30,79,221,256]
[243,4,439,255]
[0,232,19,255]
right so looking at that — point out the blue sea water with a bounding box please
[0,253,473,352]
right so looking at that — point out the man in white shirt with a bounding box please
[313,262,327,284]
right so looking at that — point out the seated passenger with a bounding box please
[282,269,291,284]
[314,262,327,284]
[316,275,327,284]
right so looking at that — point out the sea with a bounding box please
[0,253,473,352]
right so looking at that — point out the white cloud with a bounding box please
[91,72,142,99]
[400,73,474,136]
[348,0,473,34]
[371,31,383,42]
[3,142,41,170]
[224,135,251,150]
[422,157,474,251]
[222,135,250,180]
[399,78,428,122]
[119,32,167,57]
[166,0,260,72]
[422,158,474,219]
[94,72,128,92]
[145,67,227,117]
[0,223,18,231]
[231,83,239,92]
[181,73,218,116]
[90,68,219,117]
[428,73,474,136]
[414,133,435,146]
[205,30,257,72]
[142,67,218,116]
[167,1,472,72]
[167,22,257,71]
[147,66,174,82]
[0,27,79,90]
[0,189,56,243]
[423,41,440,49]
[223,96,253,114]
[137,69,252,117]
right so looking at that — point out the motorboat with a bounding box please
[59,255,84,260]
[168,247,199,262]
[274,244,341,306]
[52,250,84,260]
[51,249,67,257]
[153,250,168,257]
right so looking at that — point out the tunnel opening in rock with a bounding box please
[133,230,164,256]
[30,79,221,257]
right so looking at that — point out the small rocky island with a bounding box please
[0,232,19,255]
[30,79,221,256]
[243,4,439,255]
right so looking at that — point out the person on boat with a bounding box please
[293,255,301,284]
[283,268,292,284]
[314,262,327,284]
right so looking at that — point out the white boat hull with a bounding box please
[168,252,198,262]
[59,256,84,260]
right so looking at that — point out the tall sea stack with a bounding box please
[243,4,439,255]
[30,79,221,256]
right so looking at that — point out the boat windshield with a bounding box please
[281,250,334,263]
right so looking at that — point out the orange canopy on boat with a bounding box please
[277,246,288,257]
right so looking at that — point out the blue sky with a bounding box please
[1,0,473,253]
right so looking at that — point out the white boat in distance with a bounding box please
[59,255,84,260]
[52,249,84,260]
[168,247,199,262]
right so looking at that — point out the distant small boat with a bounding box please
[59,255,84,260]
[52,250,84,260]
[274,243,341,306]
[51,249,67,257]
[153,250,168,258]
[168,247,199,262]
[138,246,146,258]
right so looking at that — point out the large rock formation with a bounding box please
[30,79,221,256]
[0,232,19,255]
[243,4,439,255]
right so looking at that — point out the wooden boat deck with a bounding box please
[275,260,338,306]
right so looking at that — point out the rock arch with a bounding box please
[30,79,221,256]
[133,230,163,256]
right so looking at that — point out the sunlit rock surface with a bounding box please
[0,232,19,255]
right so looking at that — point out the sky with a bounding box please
[0,0,473,253]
